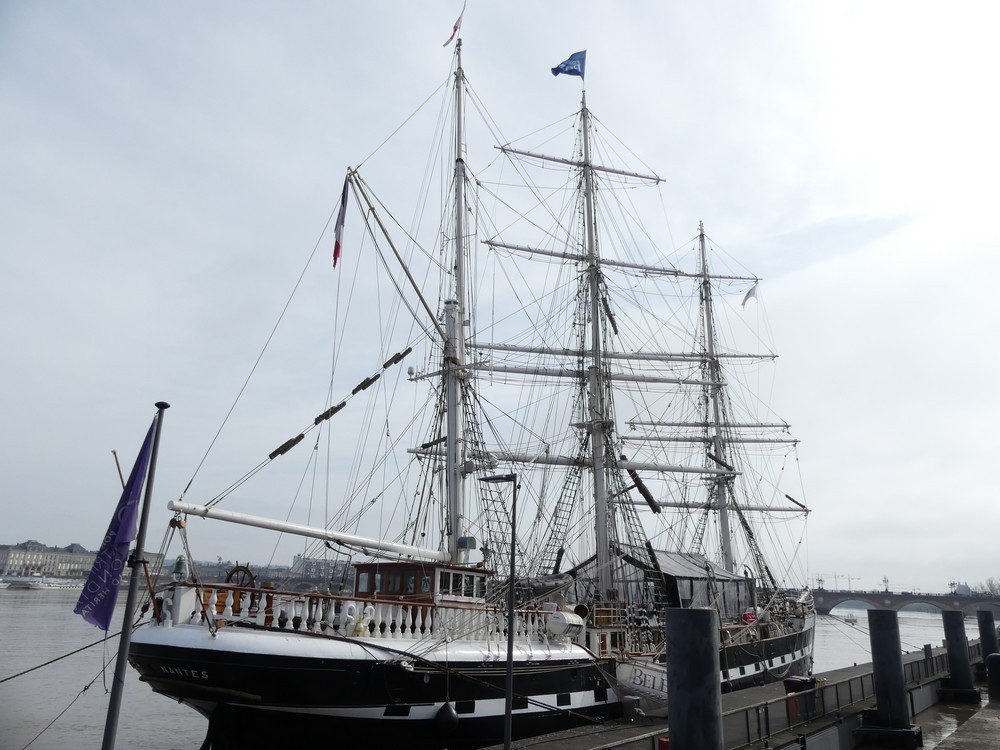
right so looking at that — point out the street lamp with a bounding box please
[479,472,517,750]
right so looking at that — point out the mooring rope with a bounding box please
[19,651,116,750]
[0,631,122,684]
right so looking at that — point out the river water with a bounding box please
[0,591,963,749]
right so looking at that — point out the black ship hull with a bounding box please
[129,625,619,749]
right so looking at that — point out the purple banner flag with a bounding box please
[74,420,156,630]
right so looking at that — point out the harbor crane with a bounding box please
[817,573,859,592]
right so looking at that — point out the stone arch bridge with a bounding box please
[814,588,1000,616]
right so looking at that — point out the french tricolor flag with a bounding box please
[333,175,348,267]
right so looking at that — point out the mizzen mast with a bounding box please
[698,221,735,572]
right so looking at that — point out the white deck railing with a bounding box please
[156,583,562,645]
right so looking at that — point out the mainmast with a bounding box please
[445,40,470,563]
[580,92,613,597]
[698,222,735,572]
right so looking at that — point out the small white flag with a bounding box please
[742,283,758,308]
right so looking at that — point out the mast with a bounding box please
[580,92,613,597]
[445,39,469,563]
[698,223,735,571]
[102,401,169,750]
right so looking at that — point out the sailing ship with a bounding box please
[128,38,814,749]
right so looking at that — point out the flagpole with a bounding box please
[102,401,170,750]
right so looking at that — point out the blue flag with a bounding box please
[551,50,586,79]
[73,419,155,630]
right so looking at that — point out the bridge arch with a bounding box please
[813,589,1000,616]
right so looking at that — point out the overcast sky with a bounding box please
[2,2,999,596]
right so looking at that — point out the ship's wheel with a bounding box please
[225,564,256,589]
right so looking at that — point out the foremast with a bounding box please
[445,39,470,564]
[169,42,479,568]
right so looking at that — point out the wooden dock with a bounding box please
[482,640,984,750]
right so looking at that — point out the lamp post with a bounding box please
[479,472,517,750]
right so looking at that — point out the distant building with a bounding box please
[291,554,352,585]
[188,560,292,583]
[0,539,163,578]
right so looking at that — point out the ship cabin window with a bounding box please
[440,571,467,595]
[354,563,436,601]
[387,571,401,594]
[436,569,485,600]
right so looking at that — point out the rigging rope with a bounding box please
[0,632,122,685]
[179,182,341,504]
[178,79,449,505]
[19,663,108,750]
[6,607,152,749]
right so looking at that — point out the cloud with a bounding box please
[2,2,999,594]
